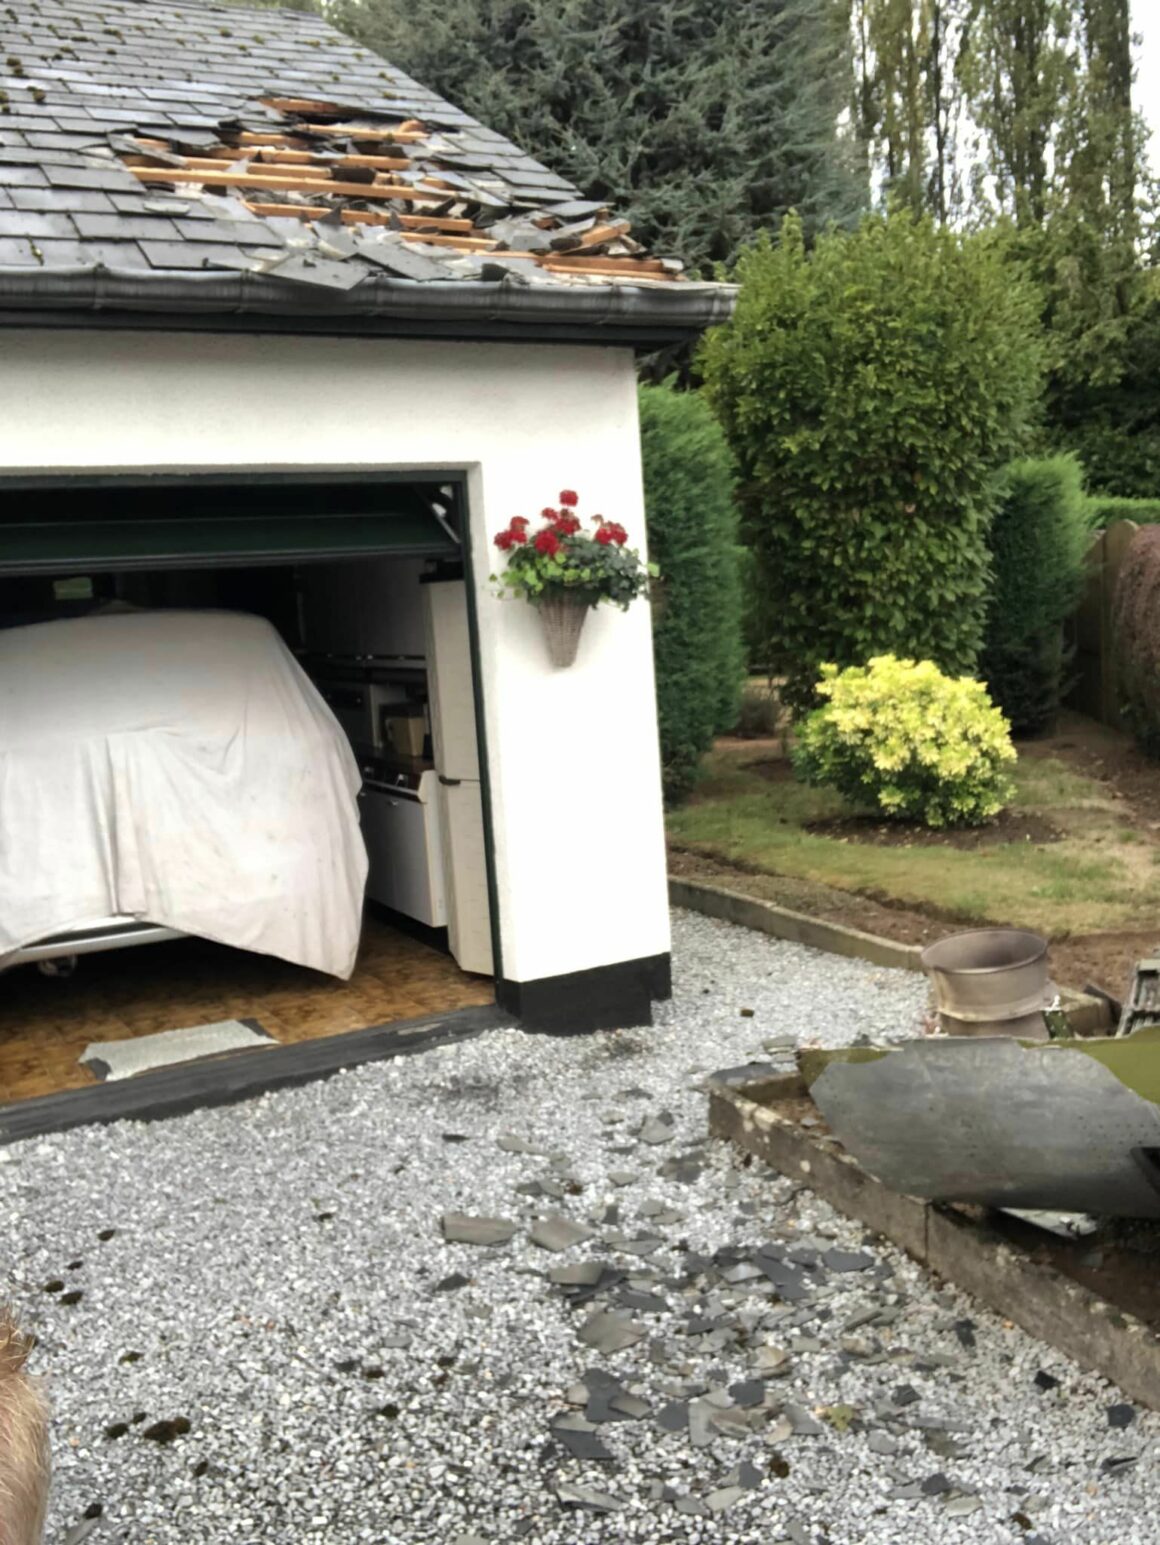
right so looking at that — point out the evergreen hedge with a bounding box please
[979,456,1090,735]
[700,212,1045,712]
[1083,495,1160,532]
[639,384,745,804]
[1113,526,1160,758]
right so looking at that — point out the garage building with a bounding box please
[0,0,732,1115]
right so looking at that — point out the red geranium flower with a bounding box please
[553,513,581,535]
[511,516,530,530]
[594,525,615,545]
[534,529,561,556]
[541,507,558,521]
[607,522,628,546]
[559,490,579,507]
[494,529,514,551]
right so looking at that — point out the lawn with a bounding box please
[667,728,1160,941]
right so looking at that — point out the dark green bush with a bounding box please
[1113,526,1160,758]
[979,456,1090,735]
[1083,496,1160,532]
[639,383,745,803]
[700,212,1045,712]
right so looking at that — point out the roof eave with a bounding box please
[0,266,737,347]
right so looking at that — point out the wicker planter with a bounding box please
[535,590,594,669]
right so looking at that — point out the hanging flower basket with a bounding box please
[534,589,595,668]
[491,490,656,670]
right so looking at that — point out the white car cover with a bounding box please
[0,610,368,978]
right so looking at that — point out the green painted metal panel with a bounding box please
[0,481,458,574]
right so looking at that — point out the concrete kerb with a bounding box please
[710,1072,1160,1410]
[670,875,1111,1034]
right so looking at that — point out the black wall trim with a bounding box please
[498,952,672,1035]
[0,1004,505,1146]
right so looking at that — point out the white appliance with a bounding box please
[359,764,446,928]
[423,579,495,976]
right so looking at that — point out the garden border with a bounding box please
[710,1071,1160,1409]
[670,876,1111,1035]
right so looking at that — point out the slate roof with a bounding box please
[0,0,732,340]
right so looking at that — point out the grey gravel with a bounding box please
[5,909,1158,1543]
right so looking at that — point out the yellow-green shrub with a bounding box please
[792,656,1016,828]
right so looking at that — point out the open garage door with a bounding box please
[0,474,459,575]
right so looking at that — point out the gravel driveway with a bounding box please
[3,910,1156,1544]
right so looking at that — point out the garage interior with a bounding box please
[0,472,497,1106]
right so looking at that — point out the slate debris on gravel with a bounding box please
[14,910,1158,1545]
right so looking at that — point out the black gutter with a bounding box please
[0,266,736,346]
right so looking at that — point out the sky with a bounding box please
[1135,0,1160,172]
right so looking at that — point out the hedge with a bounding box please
[979,456,1090,735]
[639,383,745,804]
[1113,526,1160,758]
[1083,495,1160,532]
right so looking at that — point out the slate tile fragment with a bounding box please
[706,1485,746,1512]
[531,1215,594,1252]
[782,1403,823,1436]
[657,1400,688,1432]
[551,1423,613,1462]
[729,1380,765,1409]
[556,1484,622,1512]
[1033,1370,1060,1392]
[577,1311,644,1353]
[1108,1403,1135,1428]
[822,1248,875,1272]
[440,1212,517,1246]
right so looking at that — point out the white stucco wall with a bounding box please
[0,329,672,985]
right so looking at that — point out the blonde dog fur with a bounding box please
[0,1307,48,1545]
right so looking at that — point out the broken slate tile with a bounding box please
[755,1345,792,1376]
[608,1171,636,1187]
[548,1261,605,1287]
[578,1312,645,1354]
[610,1393,650,1420]
[674,1496,709,1517]
[638,1117,675,1146]
[822,1248,876,1272]
[707,1486,746,1513]
[1108,1403,1136,1429]
[434,1273,470,1293]
[944,1496,983,1517]
[619,1289,667,1314]
[782,1403,823,1436]
[729,1380,765,1409]
[1102,1455,1139,1475]
[657,1401,688,1433]
[867,1430,898,1456]
[551,1423,613,1462]
[738,1459,763,1489]
[496,1133,548,1155]
[1033,1371,1060,1392]
[711,1062,778,1087]
[556,1484,622,1512]
[615,1236,665,1258]
[441,1213,517,1247]
[531,1215,594,1252]
[711,1407,755,1440]
[688,1400,716,1449]
[921,1473,952,1496]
